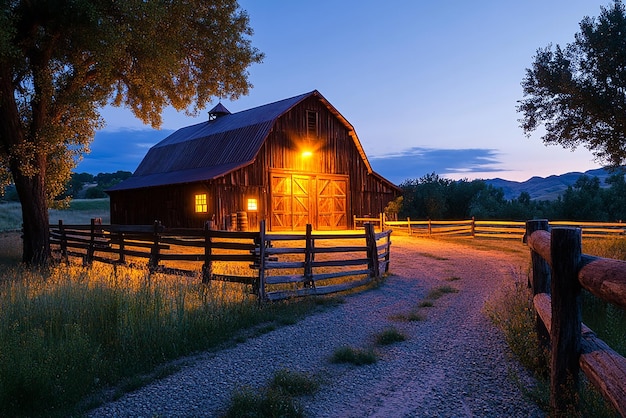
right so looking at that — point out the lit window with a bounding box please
[247,198,258,211]
[195,193,207,213]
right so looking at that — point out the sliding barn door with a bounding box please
[317,177,347,230]
[270,174,310,230]
[270,172,348,231]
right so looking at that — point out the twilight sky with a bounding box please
[83,0,610,184]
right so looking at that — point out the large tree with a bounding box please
[518,0,626,168]
[0,0,263,264]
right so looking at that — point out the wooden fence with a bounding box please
[49,219,391,302]
[357,214,626,239]
[526,220,626,416]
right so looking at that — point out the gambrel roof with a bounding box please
[108,90,384,191]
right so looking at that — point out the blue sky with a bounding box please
[84,0,610,183]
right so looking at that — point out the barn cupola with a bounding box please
[208,102,231,121]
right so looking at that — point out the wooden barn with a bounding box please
[107,90,400,231]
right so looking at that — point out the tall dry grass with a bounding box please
[0,258,329,417]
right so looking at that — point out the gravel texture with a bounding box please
[88,235,545,417]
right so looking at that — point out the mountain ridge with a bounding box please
[484,168,616,201]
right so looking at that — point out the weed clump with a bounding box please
[330,346,377,365]
[375,327,407,346]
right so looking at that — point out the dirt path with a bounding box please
[89,234,545,417]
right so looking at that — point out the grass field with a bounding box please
[0,198,110,233]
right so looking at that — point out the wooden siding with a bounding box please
[110,95,398,230]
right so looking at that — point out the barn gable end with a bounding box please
[107,90,400,230]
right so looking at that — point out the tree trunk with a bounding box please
[12,162,50,265]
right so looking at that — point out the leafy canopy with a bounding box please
[517,0,626,167]
[0,0,263,201]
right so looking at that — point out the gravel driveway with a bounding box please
[88,235,545,417]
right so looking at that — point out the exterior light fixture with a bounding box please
[302,151,313,158]
[247,198,258,211]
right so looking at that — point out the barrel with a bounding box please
[237,211,248,231]
[230,213,238,231]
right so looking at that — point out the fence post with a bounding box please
[526,220,551,361]
[407,217,412,236]
[365,223,380,278]
[353,214,357,230]
[85,218,96,266]
[471,217,476,238]
[149,220,161,273]
[202,221,213,284]
[379,213,384,232]
[257,220,266,301]
[117,230,126,264]
[58,220,68,264]
[384,230,391,273]
[428,219,432,237]
[304,224,314,288]
[550,227,582,416]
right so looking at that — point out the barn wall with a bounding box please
[256,96,398,226]
[109,183,264,230]
[109,94,399,230]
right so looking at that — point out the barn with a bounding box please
[107,90,401,231]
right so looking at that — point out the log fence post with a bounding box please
[117,230,126,264]
[58,220,68,264]
[550,227,583,416]
[365,223,380,278]
[303,224,314,288]
[85,218,96,266]
[407,217,412,235]
[526,219,551,360]
[202,221,213,284]
[471,217,476,238]
[149,220,161,273]
[384,230,391,273]
[428,219,432,237]
[257,220,266,301]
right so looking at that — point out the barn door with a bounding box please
[270,173,347,231]
[270,174,311,230]
[317,177,347,230]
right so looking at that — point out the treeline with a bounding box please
[388,172,626,222]
[1,171,132,202]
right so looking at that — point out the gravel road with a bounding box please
[88,235,545,417]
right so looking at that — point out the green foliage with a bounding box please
[224,386,304,418]
[399,171,626,221]
[518,0,626,167]
[426,285,458,300]
[374,327,407,346]
[330,346,378,365]
[488,281,622,417]
[0,0,263,264]
[269,369,320,397]
[0,264,322,417]
[223,369,318,418]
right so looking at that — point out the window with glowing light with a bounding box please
[194,193,208,213]
[247,198,258,211]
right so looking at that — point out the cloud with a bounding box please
[368,147,503,185]
[75,129,173,174]
[75,131,504,185]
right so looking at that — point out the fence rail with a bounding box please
[372,214,626,239]
[526,220,626,416]
[49,219,391,302]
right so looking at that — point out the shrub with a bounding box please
[375,327,407,346]
[330,346,377,365]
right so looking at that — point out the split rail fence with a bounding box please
[355,214,626,239]
[526,220,626,416]
[49,219,391,302]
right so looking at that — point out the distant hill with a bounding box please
[485,168,617,201]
